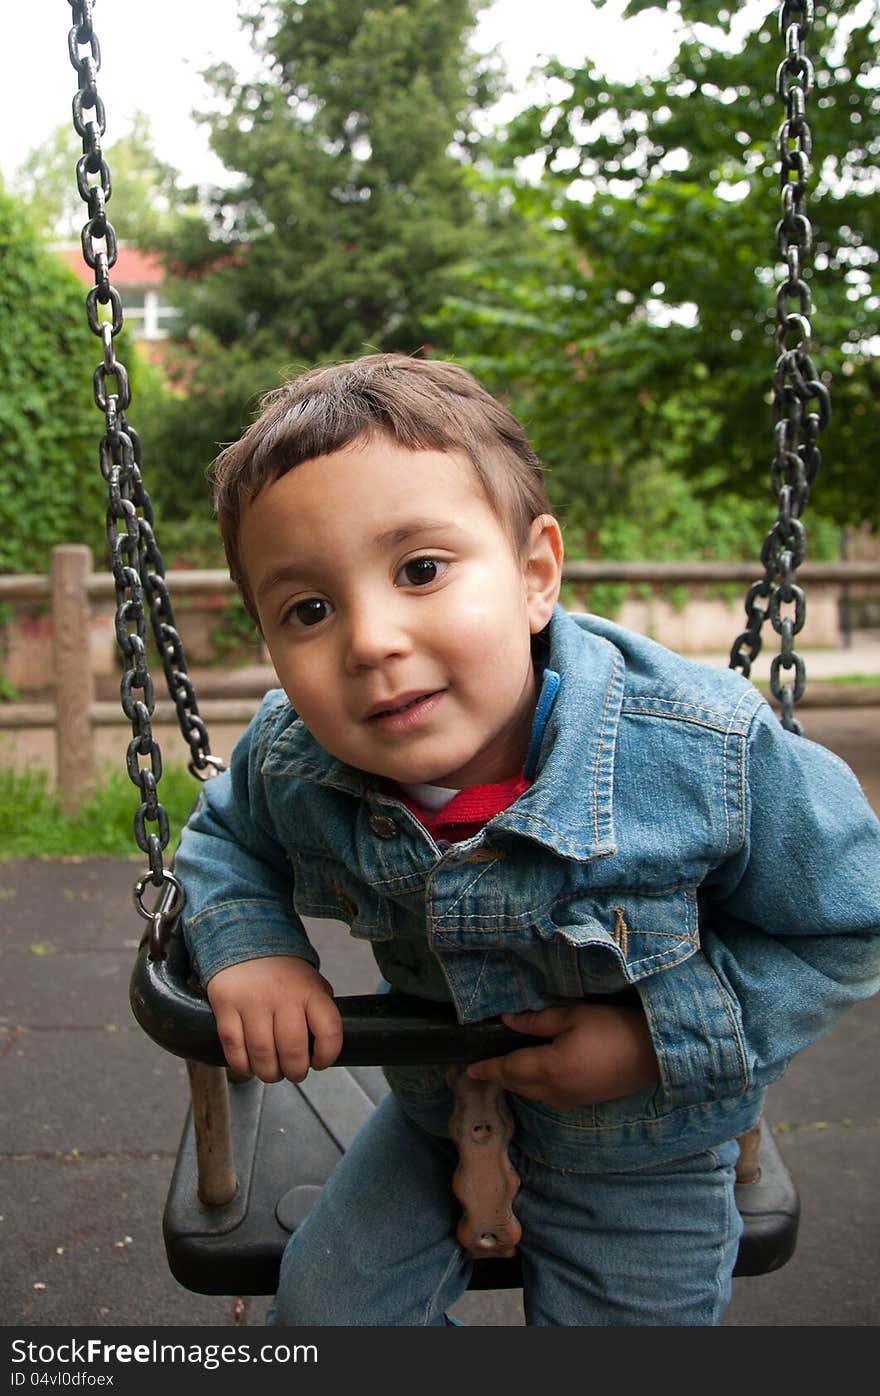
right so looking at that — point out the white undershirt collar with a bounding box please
[396,781,460,812]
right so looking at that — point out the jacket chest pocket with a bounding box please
[551,887,700,991]
[290,851,395,942]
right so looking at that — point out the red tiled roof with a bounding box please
[53,243,165,287]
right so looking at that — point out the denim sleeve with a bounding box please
[651,702,880,1105]
[174,693,318,986]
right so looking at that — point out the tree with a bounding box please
[142,0,521,520]
[2,116,198,568]
[0,191,108,573]
[437,0,879,537]
[9,125,85,243]
[12,113,184,244]
[0,188,169,575]
[177,0,502,357]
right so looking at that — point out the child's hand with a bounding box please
[465,1002,660,1110]
[206,956,343,1084]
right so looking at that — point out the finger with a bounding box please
[273,1012,311,1083]
[467,1044,554,1093]
[467,1049,566,1105]
[305,993,344,1070]
[501,1007,573,1038]
[213,1006,252,1079]
[242,1013,284,1083]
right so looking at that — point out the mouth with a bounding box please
[366,690,445,728]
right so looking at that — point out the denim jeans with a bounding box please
[268,1094,742,1327]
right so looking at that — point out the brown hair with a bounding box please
[211,352,553,617]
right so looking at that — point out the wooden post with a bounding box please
[186,1062,238,1206]
[51,546,95,813]
[735,1120,763,1185]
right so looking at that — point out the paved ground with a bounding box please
[2,671,879,1328]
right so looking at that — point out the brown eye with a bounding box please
[399,557,445,586]
[290,598,331,626]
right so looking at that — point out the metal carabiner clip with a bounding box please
[133,869,186,961]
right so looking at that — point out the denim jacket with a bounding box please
[176,607,880,1171]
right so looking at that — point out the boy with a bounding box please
[175,353,880,1326]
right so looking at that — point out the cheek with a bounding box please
[437,579,531,673]
[271,652,333,722]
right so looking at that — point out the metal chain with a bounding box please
[66,1,223,950]
[729,0,831,735]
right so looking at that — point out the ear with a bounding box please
[522,514,564,634]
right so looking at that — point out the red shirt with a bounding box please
[392,773,532,843]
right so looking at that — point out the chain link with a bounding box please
[729,0,831,735]
[67,1,223,943]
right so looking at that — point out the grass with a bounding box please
[0,761,202,861]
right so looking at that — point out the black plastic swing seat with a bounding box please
[131,933,800,1296]
[163,1068,800,1297]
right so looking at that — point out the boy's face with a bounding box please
[238,435,562,788]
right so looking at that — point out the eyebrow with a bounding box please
[373,519,459,548]
[255,564,307,603]
[254,520,460,602]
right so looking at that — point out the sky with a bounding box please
[3,0,689,187]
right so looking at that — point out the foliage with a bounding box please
[437,0,879,532]
[8,0,872,574]
[176,0,501,356]
[12,114,185,244]
[0,192,107,572]
[0,187,175,574]
[133,332,279,526]
[0,760,200,861]
[151,514,228,571]
[0,117,185,570]
[569,457,841,617]
[138,0,527,511]
[210,593,262,664]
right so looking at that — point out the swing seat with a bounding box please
[163,1066,800,1296]
[131,931,800,1297]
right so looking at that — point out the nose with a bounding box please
[342,597,412,674]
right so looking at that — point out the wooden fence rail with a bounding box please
[3,545,880,812]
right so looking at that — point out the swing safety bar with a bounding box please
[132,924,553,1069]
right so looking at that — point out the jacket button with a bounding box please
[369,812,399,838]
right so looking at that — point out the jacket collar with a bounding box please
[490,607,622,860]
[261,606,623,861]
